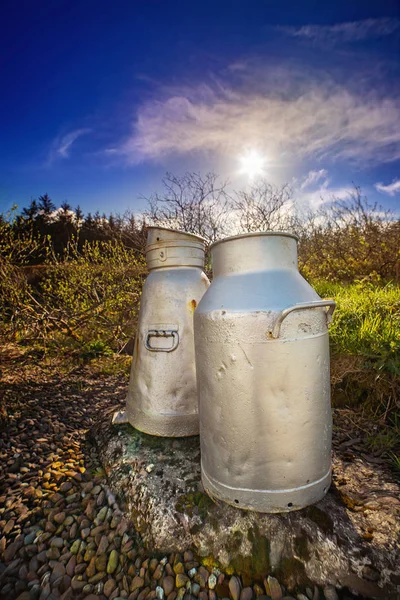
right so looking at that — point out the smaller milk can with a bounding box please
[125,227,209,437]
[194,232,335,512]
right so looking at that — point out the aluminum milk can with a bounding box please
[126,227,209,437]
[194,232,335,512]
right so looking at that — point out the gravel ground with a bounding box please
[0,347,389,600]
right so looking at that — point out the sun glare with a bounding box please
[239,150,265,179]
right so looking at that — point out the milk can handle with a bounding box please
[271,300,336,339]
[145,329,179,352]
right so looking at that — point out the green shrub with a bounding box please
[0,236,146,353]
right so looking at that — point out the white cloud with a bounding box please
[280,18,400,44]
[293,169,359,212]
[296,181,355,212]
[300,169,329,190]
[120,69,400,168]
[48,128,91,164]
[375,180,400,196]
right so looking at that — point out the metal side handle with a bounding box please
[145,329,179,352]
[271,299,336,339]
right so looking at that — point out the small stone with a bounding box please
[98,534,109,554]
[86,557,97,578]
[96,553,108,572]
[240,588,253,600]
[265,577,282,600]
[46,547,60,560]
[51,537,65,548]
[60,482,73,493]
[322,587,339,600]
[191,583,200,597]
[107,550,119,574]
[138,588,151,600]
[174,562,185,575]
[89,571,107,584]
[153,564,164,580]
[176,574,190,588]
[131,576,145,592]
[4,519,15,535]
[156,586,165,600]
[229,576,242,600]
[24,531,37,545]
[70,539,81,555]
[207,575,217,590]
[66,555,76,577]
[96,506,109,525]
[50,562,66,584]
[54,512,66,524]
[163,576,175,595]
[29,584,41,600]
[188,568,197,579]
[104,578,117,597]
[253,585,264,598]
[71,576,86,591]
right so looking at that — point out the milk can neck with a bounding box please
[211,232,298,276]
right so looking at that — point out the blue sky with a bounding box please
[1,0,400,216]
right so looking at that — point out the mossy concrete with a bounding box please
[91,415,400,599]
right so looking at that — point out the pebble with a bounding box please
[70,539,81,555]
[176,574,190,588]
[107,549,119,574]
[0,364,367,600]
[104,578,117,596]
[229,576,242,600]
[163,575,175,595]
[157,585,165,600]
[322,587,339,600]
[265,576,282,600]
[240,587,253,600]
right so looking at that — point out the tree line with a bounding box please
[3,172,399,283]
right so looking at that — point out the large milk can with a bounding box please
[194,232,335,512]
[125,227,209,437]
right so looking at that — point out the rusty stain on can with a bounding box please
[189,299,197,312]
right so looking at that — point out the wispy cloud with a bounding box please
[48,128,91,164]
[294,170,355,211]
[375,179,400,196]
[280,18,400,44]
[300,169,328,190]
[119,66,400,167]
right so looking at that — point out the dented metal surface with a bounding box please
[126,227,209,437]
[194,232,336,512]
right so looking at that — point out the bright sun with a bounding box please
[239,150,265,179]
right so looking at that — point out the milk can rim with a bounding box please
[209,231,299,250]
[146,226,208,244]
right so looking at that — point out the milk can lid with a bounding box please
[209,230,299,251]
[146,226,208,244]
